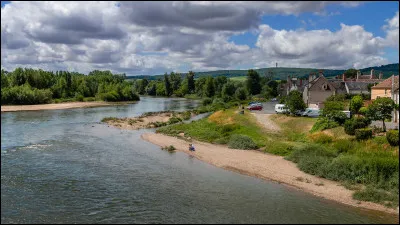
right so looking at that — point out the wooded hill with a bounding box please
[126,63,399,81]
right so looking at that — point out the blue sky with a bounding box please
[230,1,399,63]
[1,1,399,75]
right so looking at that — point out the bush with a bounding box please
[214,137,230,144]
[181,111,192,120]
[355,128,373,140]
[309,132,333,144]
[84,97,96,102]
[202,97,213,106]
[168,117,182,125]
[162,145,176,152]
[228,134,258,150]
[75,93,84,102]
[218,124,240,135]
[386,130,399,146]
[344,117,370,135]
[333,139,353,153]
[310,117,339,133]
[359,107,368,115]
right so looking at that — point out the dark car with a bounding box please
[247,103,263,111]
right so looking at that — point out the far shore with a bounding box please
[141,132,399,216]
[1,101,136,112]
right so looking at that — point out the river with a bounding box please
[1,97,398,224]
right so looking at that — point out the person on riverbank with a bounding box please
[189,143,195,151]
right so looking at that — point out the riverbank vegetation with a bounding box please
[157,105,399,208]
[1,68,139,105]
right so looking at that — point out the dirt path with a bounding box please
[252,113,281,132]
[141,132,398,215]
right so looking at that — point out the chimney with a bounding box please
[300,79,303,86]
[357,70,361,81]
[379,72,383,79]
[309,73,312,82]
[370,69,374,79]
[342,73,346,81]
[319,71,323,77]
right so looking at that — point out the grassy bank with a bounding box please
[270,114,399,208]
[158,108,399,208]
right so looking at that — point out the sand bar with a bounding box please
[1,101,132,112]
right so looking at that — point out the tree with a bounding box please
[187,71,195,94]
[169,72,181,92]
[350,95,363,115]
[164,73,172,96]
[146,82,157,96]
[221,82,236,101]
[246,69,261,95]
[204,76,215,98]
[285,90,306,115]
[235,87,248,100]
[214,76,228,97]
[344,68,358,79]
[366,97,395,132]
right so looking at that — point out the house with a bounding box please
[284,75,308,96]
[371,75,399,123]
[302,72,347,109]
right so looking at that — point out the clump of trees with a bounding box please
[1,68,139,105]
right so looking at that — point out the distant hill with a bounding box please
[126,63,399,81]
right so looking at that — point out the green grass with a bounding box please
[157,105,399,208]
[229,76,247,82]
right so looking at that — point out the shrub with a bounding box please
[75,94,84,102]
[162,145,176,152]
[228,134,258,150]
[344,117,370,135]
[168,117,182,125]
[84,97,96,102]
[333,139,353,153]
[265,141,294,156]
[202,98,213,106]
[181,111,192,120]
[310,118,339,133]
[359,107,368,115]
[309,132,333,144]
[355,128,373,140]
[386,130,399,146]
[218,124,240,135]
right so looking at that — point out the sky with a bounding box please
[1,1,399,76]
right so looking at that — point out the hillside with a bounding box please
[126,63,399,81]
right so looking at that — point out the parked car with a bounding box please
[247,103,263,111]
[275,104,289,114]
[248,101,261,105]
[271,98,277,101]
[302,108,320,117]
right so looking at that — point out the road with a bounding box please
[248,101,277,114]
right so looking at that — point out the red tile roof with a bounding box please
[371,75,399,89]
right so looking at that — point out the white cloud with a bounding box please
[0,1,397,75]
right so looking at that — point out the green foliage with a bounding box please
[285,90,306,115]
[202,97,213,106]
[1,68,137,105]
[228,134,258,150]
[310,117,339,133]
[187,71,195,94]
[353,186,399,208]
[350,95,363,115]
[264,141,294,156]
[366,97,395,132]
[1,84,53,105]
[101,117,119,122]
[344,68,358,79]
[344,117,370,135]
[386,130,399,146]
[204,76,215,98]
[221,81,236,102]
[235,87,248,100]
[161,145,176,152]
[333,139,353,153]
[321,100,346,124]
[326,94,346,102]
[246,69,261,95]
[309,132,333,144]
[359,106,368,115]
[164,74,172,96]
[355,128,373,140]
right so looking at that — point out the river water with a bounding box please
[1,97,398,224]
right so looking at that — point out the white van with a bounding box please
[302,108,320,117]
[275,104,289,114]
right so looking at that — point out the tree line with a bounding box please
[133,69,279,101]
[1,68,280,105]
[1,68,139,105]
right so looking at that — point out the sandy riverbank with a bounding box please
[141,132,399,215]
[1,101,128,112]
[104,111,193,130]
